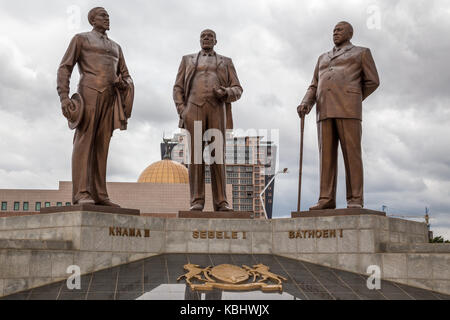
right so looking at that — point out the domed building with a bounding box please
[0,155,229,218]
[138,159,188,184]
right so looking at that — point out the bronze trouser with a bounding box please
[317,118,363,206]
[184,100,229,211]
[72,86,115,204]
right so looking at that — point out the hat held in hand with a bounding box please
[65,93,84,130]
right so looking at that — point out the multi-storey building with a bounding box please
[161,133,277,219]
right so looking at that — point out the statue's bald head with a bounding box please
[201,29,216,39]
[336,21,353,37]
[88,7,106,26]
[333,21,353,46]
[200,29,217,50]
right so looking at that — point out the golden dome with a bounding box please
[138,160,189,184]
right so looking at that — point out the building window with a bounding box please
[35,202,41,211]
[23,202,29,211]
[240,205,253,211]
[1,202,7,211]
[14,202,20,211]
[65,202,71,206]
[45,202,51,208]
[57,202,63,207]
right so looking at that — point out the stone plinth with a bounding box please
[0,211,449,297]
[178,211,254,219]
[40,204,140,216]
[292,208,386,218]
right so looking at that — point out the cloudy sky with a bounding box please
[0,0,449,238]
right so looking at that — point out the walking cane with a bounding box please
[297,114,305,212]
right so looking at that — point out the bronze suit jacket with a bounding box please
[301,43,379,121]
[173,52,243,130]
[57,30,134,131]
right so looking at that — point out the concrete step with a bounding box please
[380,242,450,253]
[0,239,73,250]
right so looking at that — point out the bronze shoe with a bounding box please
[347,203,363,209]
[77,199,95,205]
[97,200,121,208]
[217,205,233,212]
[190,203,204,211]
[309,200,336,210]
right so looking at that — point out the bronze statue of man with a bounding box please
[298,21,379,210]
[173,29,243,211]
[57,7,134,207]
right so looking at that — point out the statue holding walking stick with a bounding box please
[297,21,380,211]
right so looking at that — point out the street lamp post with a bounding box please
[259,168,288,220]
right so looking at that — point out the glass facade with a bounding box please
[161,134,277,218]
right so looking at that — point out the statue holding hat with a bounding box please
[57,7,134,207]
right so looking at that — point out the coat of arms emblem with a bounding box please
[177,263,287,292]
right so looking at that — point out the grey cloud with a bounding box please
[0,0,450,238]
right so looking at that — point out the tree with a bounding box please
[430,236,450,243]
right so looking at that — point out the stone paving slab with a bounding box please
[381,243,450,253]
[0,239,72,250]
